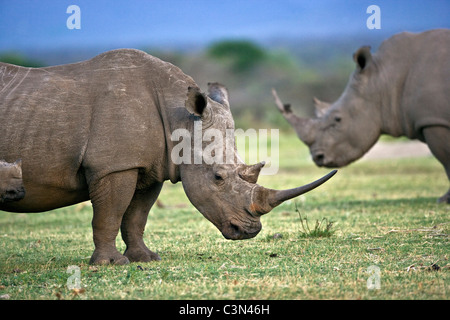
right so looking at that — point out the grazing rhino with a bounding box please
[273,29,449,203]
[0,159,25,203]
[0,49,336,265]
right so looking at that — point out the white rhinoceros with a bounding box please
[273,29,449,203]
[0,49,336,264]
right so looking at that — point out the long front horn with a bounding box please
[250,170,337,215]
[269,170,337,207]
[272,88,316,145]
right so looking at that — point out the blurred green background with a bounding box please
[1,1,448,130]
[0,38,366,130]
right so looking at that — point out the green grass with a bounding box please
[296,209,336,238]
[0,133,448,300]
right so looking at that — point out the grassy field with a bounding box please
[0,133,448,300]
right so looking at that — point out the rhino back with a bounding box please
[77,49,197,184]
[404,30,450,137]
[377,29,450,139]
[0,49,196,197]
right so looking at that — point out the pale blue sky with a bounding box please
[0,0,449,50]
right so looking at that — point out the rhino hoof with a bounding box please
[437,190,450,204]
[89,251,130,265]
[124,247,161,262]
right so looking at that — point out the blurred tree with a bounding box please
[0,52,45,67]
[207,40,266,73]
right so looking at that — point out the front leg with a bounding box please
[121,182,163,262]
[423,126,450,203]
[88,169,139,265]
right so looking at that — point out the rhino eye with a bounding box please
[334,116,342,123]
[214,170,227,182]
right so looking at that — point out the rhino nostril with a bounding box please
[230,222,241,235]
[222,220,262,240]
[222,222,244,240]
[314,153,325,164]
[6,190,18,197]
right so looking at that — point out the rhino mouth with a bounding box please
[312,152,342,168]
[221,219,262,240]
[315,159,339,168]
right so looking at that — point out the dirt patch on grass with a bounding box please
[363,140,432,160]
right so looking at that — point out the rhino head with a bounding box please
[273,46,382,168]
[0,159,25,203]
[177,83,337,240]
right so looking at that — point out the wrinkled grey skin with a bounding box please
[274,29,450,203]
[0,49,336,265]
[0,159,25,203]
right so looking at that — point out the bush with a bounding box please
[207,40,266,73]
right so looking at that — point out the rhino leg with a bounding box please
[422,126,450,203]
[89,169,139,265]
[121,182,163,262]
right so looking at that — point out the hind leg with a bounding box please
[88,169,139,265]
[423,126,450,203]
[121,182,163,262]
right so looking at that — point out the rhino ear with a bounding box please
[353,46,372,72]
[207,82,230,109]
[185,86,208,117]
[313,97,331,118]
